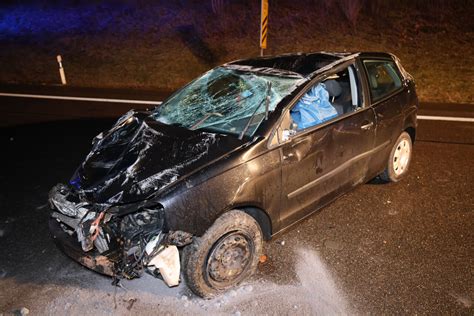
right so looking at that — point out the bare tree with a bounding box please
[339,0,364,27]
[211,0,225,14]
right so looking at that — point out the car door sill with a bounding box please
[287,140,390,199]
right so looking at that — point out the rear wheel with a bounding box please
[183,210,263,299]
[380,131,412,182]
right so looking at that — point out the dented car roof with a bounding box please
[226,51,360,78]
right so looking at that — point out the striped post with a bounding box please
[260,0,268,56]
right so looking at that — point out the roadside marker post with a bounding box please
[57,55,67,85]
[260,0,269,56]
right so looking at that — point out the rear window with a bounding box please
[363,60,402,102]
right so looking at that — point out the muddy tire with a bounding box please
[183,210,263,299]
[380,131,413,182]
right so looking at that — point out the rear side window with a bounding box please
[363,60,402,102]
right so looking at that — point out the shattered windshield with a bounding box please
[152,67,305,137]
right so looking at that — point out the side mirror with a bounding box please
[281,123,298,142]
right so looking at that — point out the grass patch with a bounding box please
[0,1,472,103]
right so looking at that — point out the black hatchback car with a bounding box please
[49,52,418,298]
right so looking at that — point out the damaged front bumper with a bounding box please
[49,217,117,276]
[48,183,192,287]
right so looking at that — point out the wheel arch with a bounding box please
[402,107,417,144]
[237,206,273,241]
[404,126,416,144]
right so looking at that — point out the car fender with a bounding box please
[157,147,282,237]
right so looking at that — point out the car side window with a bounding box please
[363,60,402,102]
[278,65,361,141]
[289,82,338,130]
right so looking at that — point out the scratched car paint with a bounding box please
[49,52,418,298]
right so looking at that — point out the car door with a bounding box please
[360,58,407,175]
[275,63,377,227]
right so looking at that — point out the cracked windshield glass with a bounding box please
[152,67,304,137]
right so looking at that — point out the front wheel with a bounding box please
[183,210,263,299]
[380,131,413,182]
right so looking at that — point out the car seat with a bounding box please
[323,80,344,115]
[324,79,355,114]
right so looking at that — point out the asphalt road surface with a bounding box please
[0,87,473,315]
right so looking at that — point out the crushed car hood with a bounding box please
[71,111,245,204]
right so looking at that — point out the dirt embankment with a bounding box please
[0,1,472,103]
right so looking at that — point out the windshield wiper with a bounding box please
[190,112,224,130]
[239,82,272,140]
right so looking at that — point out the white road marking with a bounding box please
[417,115,474,123]
[1,92,473,122]
[0,92,162,105]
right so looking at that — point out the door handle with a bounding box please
[361,122,373,130]
[360,122,374,130]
